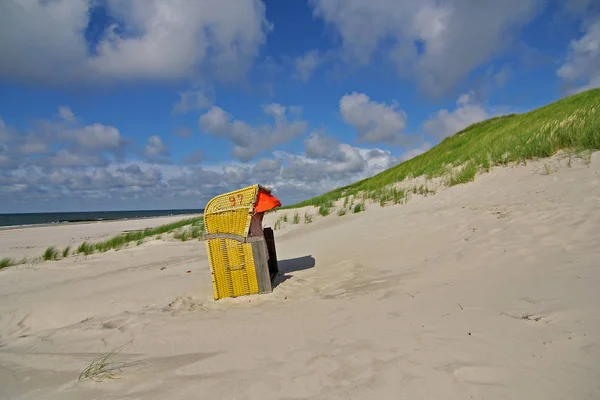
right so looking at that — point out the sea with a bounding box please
[0,209,204,228]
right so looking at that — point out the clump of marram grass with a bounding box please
[337,208,347,216]
[42,246,59,261]
[1,258,17,270]
[353,201,366,214]
[372,187,409,207]
[448,161,479,186]
[318,201,332,216]
[292,212,300,224]
[282,214,288,223]
[173,223,205,242]
[77,242,94,255]
[62,246,71,258]
[77,344,132,383]
[304,212,313,224]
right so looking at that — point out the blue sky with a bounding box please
[0,0,599,213]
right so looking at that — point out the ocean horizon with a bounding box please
[0,209,204,228]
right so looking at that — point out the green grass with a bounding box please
[318,201,332,216]
[353,201,366,214]
[1,216,206,270]
[42,246,59,261]
[77,343,131,383]
[1,258,17,270]
[282,88,600,209]
[292,212,300,224]
[448,161,478,186]
[77,217,204,254]
[304,212,313,223]
[173,222,205,242]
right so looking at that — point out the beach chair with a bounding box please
[203,184,281,300]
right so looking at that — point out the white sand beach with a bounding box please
[1,154,599,400]
[0,214,203,261]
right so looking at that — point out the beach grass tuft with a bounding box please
[448,161,479,186]
[62,246,71,258]
[304,212,313,224]
[77,344,131,383]
[42,246,59,261]
[1,258,17,270]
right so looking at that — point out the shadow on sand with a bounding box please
[272,255,315,289]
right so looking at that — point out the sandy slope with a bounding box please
[0,214,203,260]
[1,154,599,400]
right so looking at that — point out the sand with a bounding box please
[1,153,599,400]
[0,214,203,261]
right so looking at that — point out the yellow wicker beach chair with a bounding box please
[203,184,281,300]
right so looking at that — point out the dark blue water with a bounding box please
[0,209,204,228]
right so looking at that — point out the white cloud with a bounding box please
[294,50,323,82]
[339,92,408,144]
[1,112,403,211]
[309,0,542,97]
[70,123,123,151]
[172,87,214,114]
[423,92,489,140]
[304,131,341,159]
[557,19,600,94]
[0,0,270,85]
[145,135,170,160]
[58,106,76,123]
[199,103,309,161]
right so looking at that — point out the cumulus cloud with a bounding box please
[172,87,215,114]
[0,0,270,85]
[199,103,308,161]
[58,106,76,123]
[557,19,600,94]
[339,92,408,144]
[145,135,170,163]
[1,111,401,211]
[304,131,341,159]
[309,0,542,97]
[0,107,128,171]
[423,92,490,140]
[294,50,323,82]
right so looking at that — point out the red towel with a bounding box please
[254,189,282,213]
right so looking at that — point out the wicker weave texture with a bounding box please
[205,239,259,300]
[204,184,262,300]
[204,184,259,237]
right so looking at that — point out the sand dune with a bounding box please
[1,154,599,400]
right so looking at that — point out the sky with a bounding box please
[0,0,599,213]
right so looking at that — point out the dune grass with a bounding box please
[77,344,132,383]
[1,216,205,270]
[172,222,205,241]
[75,216,204,255]
[1,258,17,270]
[282,88,600,210]
[42,246,59,261]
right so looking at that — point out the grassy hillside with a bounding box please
[285,88,600,210]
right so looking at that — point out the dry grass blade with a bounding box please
[77,344,130,383]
